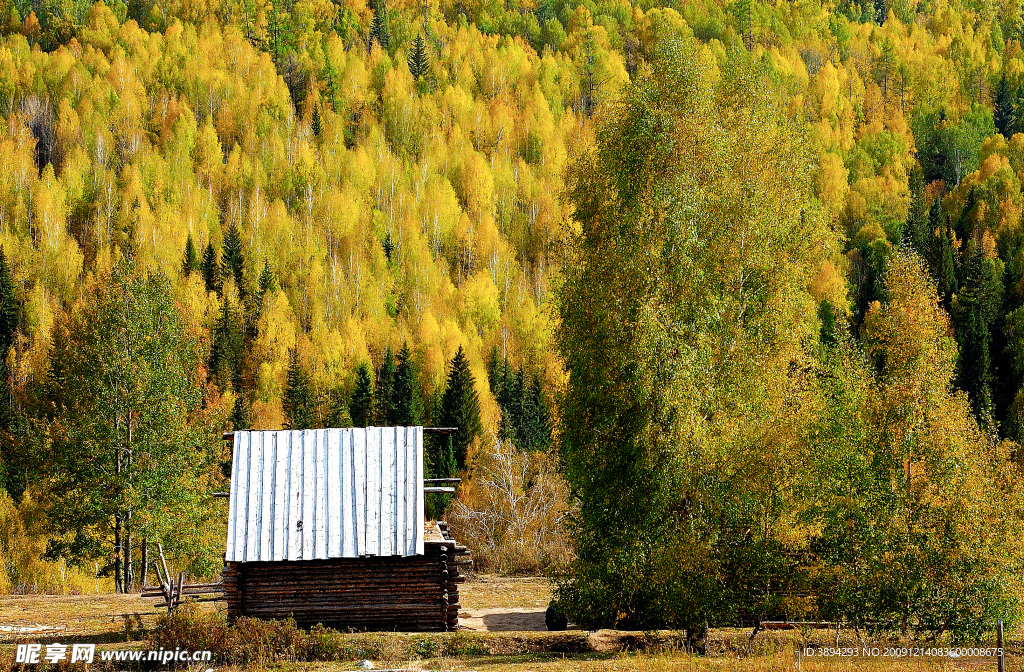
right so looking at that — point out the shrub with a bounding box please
[448,437,570,574]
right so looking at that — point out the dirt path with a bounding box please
[458,607,548,631]
[458,574,554,631]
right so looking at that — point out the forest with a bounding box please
[0,0,1020,643]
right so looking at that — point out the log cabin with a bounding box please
[220,427,469,631]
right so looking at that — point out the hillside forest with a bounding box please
[0,0,1021,641]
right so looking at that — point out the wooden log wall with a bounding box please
[222,537,470,632]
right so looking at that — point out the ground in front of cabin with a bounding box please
[0,576,1016,670]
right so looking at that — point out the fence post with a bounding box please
[998,618,1005,672]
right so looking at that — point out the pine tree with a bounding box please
[408,33,429,81]
[873,0,887,22]
[325,385,353,427]
[202,242,221,294]
[932,219,959,311]
[955,187,978,244]
[209,297,244,391]
[733,0,752,49]
[283,349,315,430]
[522,373,552,451]
[486,345,503,393]
[499,366,525,445]
[258,259,279,295]
[311,105,323,138]
[181,233,199,278]
[256,259,279,316]
[391,343,422,425]
[0,246,17,357]
[369,1,389,51]
[954,240,1003,422]
[995,74,1014,138]
[350,362,374,427]
[903,165,928,259]
[221,222,245,290]
[438,346,482,468]
[231,393,251,430]
[375,348,396,424]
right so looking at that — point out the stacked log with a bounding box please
[223,538,471,631]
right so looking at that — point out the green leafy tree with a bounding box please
[554,33,833,637]
[283,349,315,430]
[438,346,481,468]
[809,251,1020,640]
[36,264,223,593]
[350,362,374,427]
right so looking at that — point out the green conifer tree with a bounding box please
[438,346,482,468]
[231,393,251,430]
[954,240,1003,422]
[408,33,429,81]
[522,373,552,451]
[995,74,1014,138]
[325,385,353,427]
[0,246,17,357]
[311,105,323,138]
[210,297,244,391]
[955,187,978,244]
[370,0,390,51]
[903,165,928,259]
[258,259,279,295]
[733,0,753,49]
[283,349,315,430]
[202,242,221,294]
[499,366,526,446]
[221,222,245,290]
[350,362,374,427]
[486,345,503,394]
[935,222,959,310]
[375,348,396,424]
[181,233,199,278]
[391,343,422,425]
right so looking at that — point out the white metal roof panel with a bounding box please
[224,427,425,562]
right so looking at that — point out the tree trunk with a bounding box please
[113,517,123,594]
[140,539,148,588]
[124,526,133,593]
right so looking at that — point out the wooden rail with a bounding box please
[141,543,223,611]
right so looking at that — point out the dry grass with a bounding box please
[0,592,219,643]
[135,652,1014,671]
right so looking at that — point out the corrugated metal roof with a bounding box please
[224,427,425,562]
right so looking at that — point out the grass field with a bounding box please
[0,576,1017,671]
